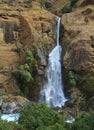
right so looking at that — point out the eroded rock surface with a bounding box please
[1,95,29,114]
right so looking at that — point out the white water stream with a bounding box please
[39,18,67,107]
[1,113,20,122]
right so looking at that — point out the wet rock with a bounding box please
[2,95,29,114]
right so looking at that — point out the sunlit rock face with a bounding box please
[0,2,57,101]
[61,6,94,74]
[60,2,94,98]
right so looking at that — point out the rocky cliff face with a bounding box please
[58,1,94,111]
[0,5,20,95]
[0,2,57,101]
[18,8,56,101]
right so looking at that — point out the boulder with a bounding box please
[2,95,29,114]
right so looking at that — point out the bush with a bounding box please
[45,2,52,9]
[62,0,78,13]
[37,123,66,130]
[70,0,78,6]
[14,50,34,94]
[69,112,94,130]
[0,120,25,130]
[25,50,34,68]
[68,71,76,86]
[15,64,33,83]
[62,2,72,13]
[19,102,65,130]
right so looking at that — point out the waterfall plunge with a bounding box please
[39,18,67,107]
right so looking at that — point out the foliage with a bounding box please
[0,120,25,130]
[45,2,52,10]
[19,102,65,130]
[69,112,94,130]
[15,64,33,83]
[14,50,34,93]
[25,50,34,68]
[62,0,78,13]
[62,2,72,13]
[82,78,94,91]
[70,0,78,6]
[37,123,66,130]
[0,109,94,130]
[75,75,94,93]
[68,71,76,86]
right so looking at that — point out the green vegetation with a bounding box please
[68,71,76,86]
[62,39,71,55]
[0,103,94,130]
[37,123,66,130]
[70,0,78,6]
[62,0,78,13]
[18,103,94,130]
[0,120,25,130]
[62,2,72,13]
[45,2,52,10]
[69,112,94,130]
[76,76,94,95]
[14,50,34,94]
[19,102,65,130]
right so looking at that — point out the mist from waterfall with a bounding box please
[39,18,67,107]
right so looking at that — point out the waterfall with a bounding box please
[39,18,67,107]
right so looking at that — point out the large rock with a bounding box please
[1,95,29,114]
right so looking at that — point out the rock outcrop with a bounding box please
[1,95,29,114]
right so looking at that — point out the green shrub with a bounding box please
[62,2,72,13]
[62,0,78,13]
[69,112,94,130]
[70,0,78,6]
[19,102,65,130]
[68,71,76,86]
[25,50,34,68]
[45,2,52,9]
[14,50,34,94]
[16,64,33,83]
[37,123,66,130]
[0,120,25,130]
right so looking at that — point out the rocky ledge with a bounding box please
[1,95,29,114]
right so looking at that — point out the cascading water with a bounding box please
[39,18,67,107]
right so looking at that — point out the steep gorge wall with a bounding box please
[0,10,21,95]
[0,3,57,101]
[60,1,94,101]
[18,9,57,100]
